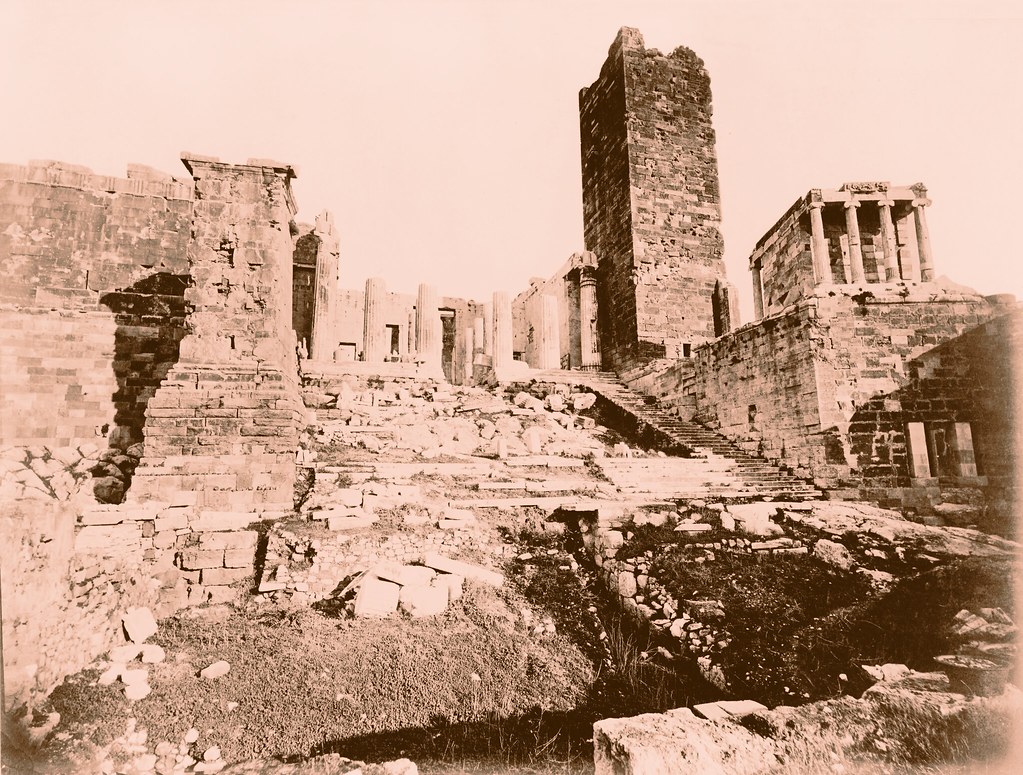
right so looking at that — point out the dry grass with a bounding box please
[40,582,594,769]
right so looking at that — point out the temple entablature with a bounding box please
[748,181,936,318]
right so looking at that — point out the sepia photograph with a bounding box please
[1,1,1021,773]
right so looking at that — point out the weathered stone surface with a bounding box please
[422,552,504,588]
[354,578,400,617]
[122,607,158,644]
[398,584,448,617]
[200,660,231,680]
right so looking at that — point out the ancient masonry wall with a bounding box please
[0,161,192,451]
[754,199,815,315]
[129,156,304,513]
[580,27,727,370]
[627,285,1017,499]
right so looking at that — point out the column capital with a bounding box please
[807,188,825,206]
[912,197,932,208]
[876,198,895,209]
[808,200,826,210]
[843,199,861,209]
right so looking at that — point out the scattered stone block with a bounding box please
[120,667,149,686]
[109,644,142,663]
[122,607,158,644]
[717,699,768,716]
[327,513,377,531]
[373,563,437,588]
[433,573,464,602]
[124,682,151,701]
[354,578,401,617]
[423,552,504,587]
[692,702,731,721]
[140,644,166,664]
[200,660,231,680]
[399,584,449,617]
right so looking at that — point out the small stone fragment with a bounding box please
[200,660,231,680]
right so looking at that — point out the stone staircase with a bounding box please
[530,369,822,500]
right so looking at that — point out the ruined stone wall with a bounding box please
[754,199,815,315]
[0,161,192,451]
[334,288,416,360]
[580,28,727,370]
[130,156,304,513]
[813,289,1017,490]
[626,284,1018,500]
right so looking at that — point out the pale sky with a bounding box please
[3,0,1021,323]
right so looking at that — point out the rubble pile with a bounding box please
[0,441,143,504]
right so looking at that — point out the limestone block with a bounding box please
[433,573,464,602]
[199,530,259,550]
[373,563,437,587]
[140,644,166,664]
[124,682,152,701]
[109,645,142,663]
[399,584,448,617]
[191,511,256,532]
[224,547,257,568]
[813,539,854,570]
[521,427,544,455]
[122,607,158,644]
[201,567,250,586]
[617,571,638,599]
[200,660,231,680]
[572,393,596,412]
[422,552,504,588]
[354,578,400,617]
[180,549,225,570]
[328,513,377,531]
[692,702,731,721]
[545,394,566,412]
[154,508,190,532]
[717,699,769,716]
[335,488,365,508]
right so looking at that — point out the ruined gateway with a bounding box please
[0,26,1019,775]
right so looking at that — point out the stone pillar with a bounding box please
[363,277,387,362]
[906,422,932,478]
[463,327,475,383]
[913,199,935,281]
[482,302,493,356]
[416,283,439,366]
[473,316,485,355]
[751,260,764,320]
[877,199,900,282]
[537,294,560,370]
[896,209,921,282]
[579,271,600,369]
[844,200,866,284]
[950,422,978,477]
[492,291,513,369]
[309,210,340,362]
[808,201,831,284]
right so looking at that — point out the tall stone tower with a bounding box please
[580,27,728,369]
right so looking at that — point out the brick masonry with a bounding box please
[580,28,728,370]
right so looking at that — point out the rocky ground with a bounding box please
[5,377,1019,775]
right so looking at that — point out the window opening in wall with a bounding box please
[682,342,691,358]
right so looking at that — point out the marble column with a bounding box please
[492,291,513,369]
[579,272,600,369]
[482,302,493,356]
[416,283,439,365]
[309,210,340,361]
[900,210,924,284]
[913,199,935,281]
[362,277,387,362]
[538,294,560,370]
[808,201,831,284]
[473,316,485,356]
[463,326,475,383]
[751,260,764,320]
[877,199,900,282]
[844,200,866,284]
